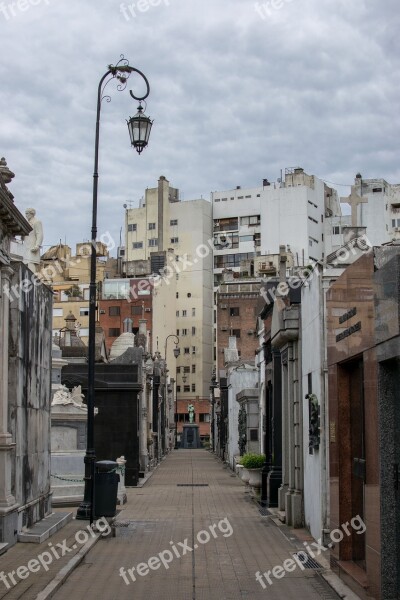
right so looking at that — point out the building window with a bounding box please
[192,364,196,373]
[184,366,190,373]
[176,292,179,298]
[192,326,196,335]
[191,384,196,392]
[170,219,178,226]
[148,223,156,230]
[131,305,142,315]
[214,252,254,269]
[109,306,120,316]
[176,310,179,317]
[182,310,187,317]
[214,232,239,249]
[148,239,158,247]
[192,346,196,354]
[177,386,181,393]
[132,242,143,249]
[171,237,179,244]
[250,429,258,441]
[80,307,89,316]
[230,307,240,317]
[240,215,260,227]
[214,217,238,231]
[184,385,190,393]
[176,329,179,336]
[181,328,187,336]
[184,347,190,354]
[192,308,196,317]
[199,413,210,423]
[128,224,137,232]
[109,328,120,337]
[232,329,241,338]
[177,366,181,374]
[53,308,63,317]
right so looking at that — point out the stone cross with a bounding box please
[340,187,368,227]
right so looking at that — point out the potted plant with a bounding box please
[241,453,265,495]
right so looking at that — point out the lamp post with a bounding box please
[164,335,180,451]
[177,373,187,447]
[209,372,218,453]
[77,56,152,523]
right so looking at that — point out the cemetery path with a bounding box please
[51,450,348,600]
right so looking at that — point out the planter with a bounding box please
[240,467,251,485]
[247,468,262,497]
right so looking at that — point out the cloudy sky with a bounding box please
[1,0,399,254]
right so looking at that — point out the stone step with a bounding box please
[0,542,8,556]
[277,510,286,523]
[18,512,73,543]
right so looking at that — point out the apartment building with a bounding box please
[124,176,213,422]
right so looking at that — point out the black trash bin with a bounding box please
[94,460,119,518]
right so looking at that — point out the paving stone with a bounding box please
[49,450,348,600]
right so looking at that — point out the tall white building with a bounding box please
[124,176,213,406]
[212,169,342,287]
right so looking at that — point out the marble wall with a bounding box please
[7,262,53,540]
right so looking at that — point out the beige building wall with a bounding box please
[151,268,177,366]
[39,243,109,345]
[125,176,213,401]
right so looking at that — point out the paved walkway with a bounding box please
[51,450,344,600]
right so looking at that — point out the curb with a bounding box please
[34,532,102,600]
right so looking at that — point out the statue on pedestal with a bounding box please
[188,403,195,424]
[22,208,43,273]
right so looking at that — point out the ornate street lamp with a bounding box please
[127,102,153,154]
[77,56,151,524]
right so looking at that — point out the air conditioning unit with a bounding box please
[220,304,227,309]
[99,310,106,314]
[145,308,152,312]
[221,326,228,331]
[247,329,255,335]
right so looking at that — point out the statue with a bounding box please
[52,385,86,409]
[22,208,43,273]
[188,403,195,424]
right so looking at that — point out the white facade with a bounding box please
[260,169,340,266]
[344,177,400,246]
[226,364,258,470]
[212,185,263,285]
[300,266,329,542]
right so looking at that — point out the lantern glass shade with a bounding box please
[127,104,153,154]
[173,347,180,359]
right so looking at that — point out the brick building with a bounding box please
[216,275,262,371]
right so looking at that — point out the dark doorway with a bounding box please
[378,358,400,600]
[339,357,366,567]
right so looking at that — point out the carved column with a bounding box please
[0,266,17,509]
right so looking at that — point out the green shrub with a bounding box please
[241,453,265,469]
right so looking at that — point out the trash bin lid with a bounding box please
[96,460,118,472]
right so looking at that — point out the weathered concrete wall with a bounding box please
[8,262,53,528]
